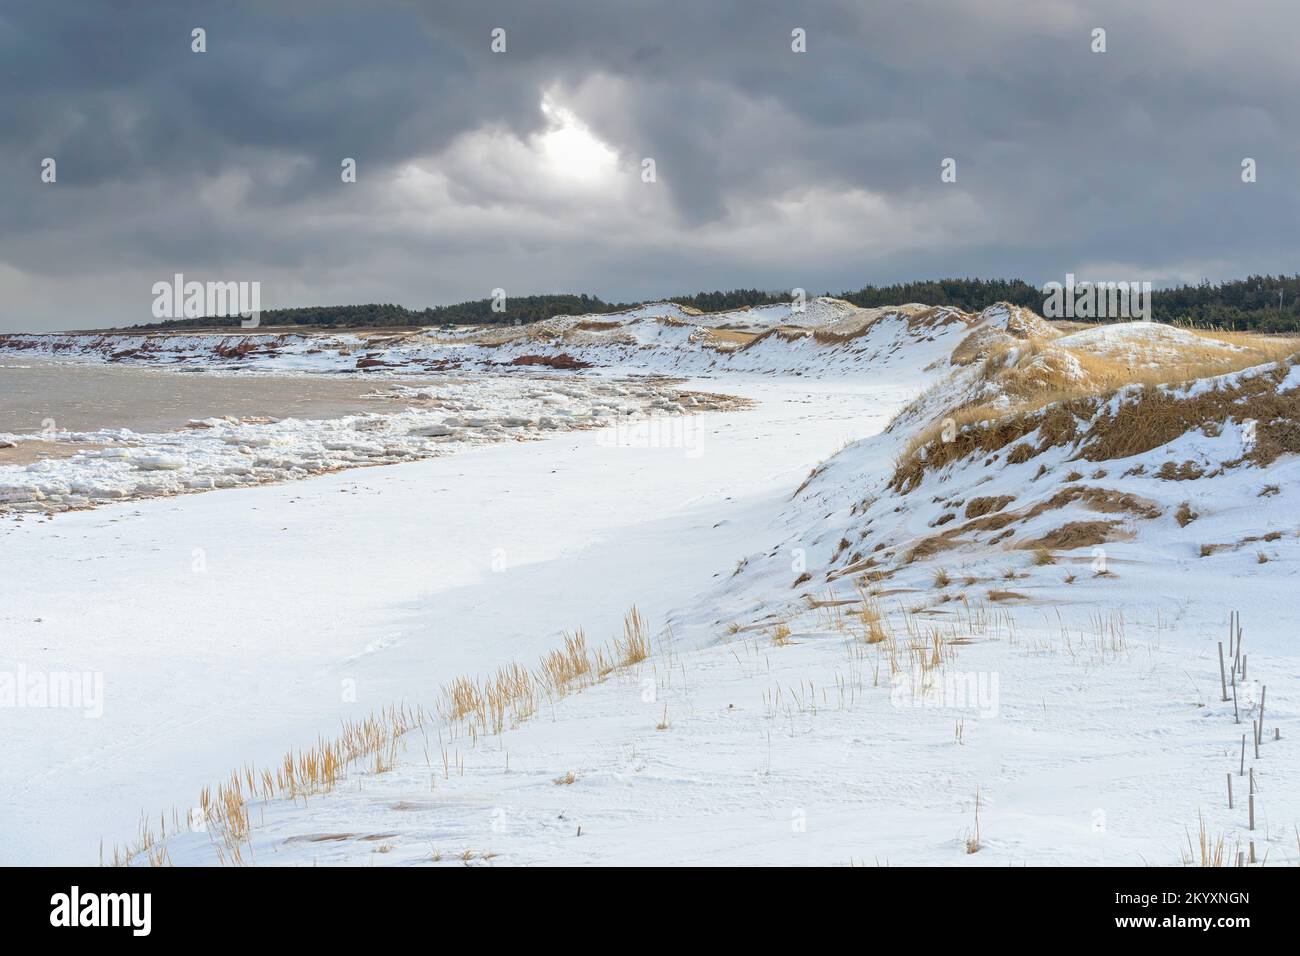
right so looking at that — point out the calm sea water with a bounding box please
[0,361,421,434]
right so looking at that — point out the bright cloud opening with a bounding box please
[537,96,619,184]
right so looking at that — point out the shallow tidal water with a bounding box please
[0,361,426,435]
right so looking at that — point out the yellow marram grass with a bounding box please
[114,607,656,866]
[894,323,1300,492]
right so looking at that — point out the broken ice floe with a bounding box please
[0,374,744,515]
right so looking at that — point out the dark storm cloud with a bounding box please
[2,0,1298,330]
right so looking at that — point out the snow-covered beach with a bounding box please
[2,300,1297,867]
[0,363,909,864]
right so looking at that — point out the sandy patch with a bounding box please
[0,439,103,466]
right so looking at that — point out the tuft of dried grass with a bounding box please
[1157,460,1206,481]
[538,629,592,697]
[655,705,670,731]
[1020,520,1120,551]
[855,594,890,644]
[964,788,982,854]
[616,606,651,665]
[965,495,1015,519]
[1182,812,1232,867]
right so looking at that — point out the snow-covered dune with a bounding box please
[1054,322,1244,364]
[0,298,1005,378]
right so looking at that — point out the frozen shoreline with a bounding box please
[0,369,744,516]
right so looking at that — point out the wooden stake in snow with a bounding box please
[1232,681,1239,724]
[1275,727,1281,741]
[1227,773,1233,809]
[1240,654,1246,681]
[1240,735,1246,776]
[1248,794,1255,831]
[1218,641,1228,702]
[1250,841,1256,864]
[1258,685,1266,742]
[1254,720,1261,759]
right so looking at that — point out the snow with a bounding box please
[0,374,916,865]
[1055,321,1242,364]
[157,603,1288,867]
[2,301,1296,868]
[0,297,989,380]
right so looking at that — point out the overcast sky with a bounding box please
[2,0,1297,331]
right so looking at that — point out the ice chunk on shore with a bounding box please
[134,454,185,471]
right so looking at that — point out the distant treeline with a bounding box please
[123,295,622,331]
[840,278,1043,312]
[122,276,1300,332]
[841,276,1300,330]
[1144,275,1300,332]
